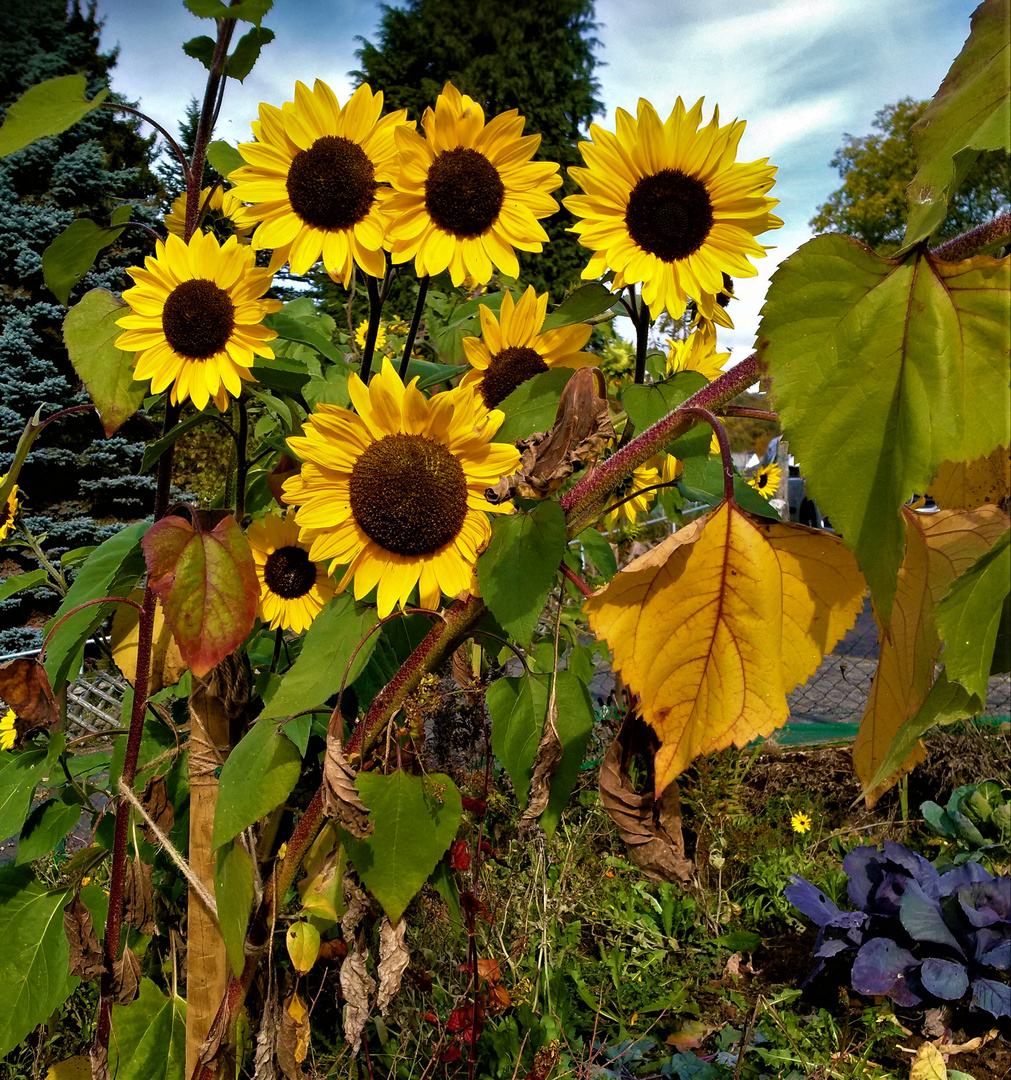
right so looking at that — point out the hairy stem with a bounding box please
[931,211,1011,261]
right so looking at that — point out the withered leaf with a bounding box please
[376,915,409,1016]
[0,658,60,737]
[339,935,376,1050]
[252,985,281,1080]
[598,719,692,883]
[279,992,310,1074]
[111,945,141,1006]
[89,1041,110,1080]
[518,695,563,834]
[489,367,613,502]
[63,895,104,980]
[123,857,157,936]
[138,775,175,844]
[322,714,372,839]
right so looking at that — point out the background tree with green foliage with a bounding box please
[810,96,1010,253]
[351,0,603,299]
[0,0,163,651]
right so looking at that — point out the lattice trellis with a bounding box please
[66,670,129,741]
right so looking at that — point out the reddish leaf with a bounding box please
[142,510,258,677]
[449,840,471,872]
[0,658,60,735]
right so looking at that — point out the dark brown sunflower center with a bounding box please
[286,135,377,231]
[624,168,714,262]
[756,471,770,489]
[0,499,11,529]
[349,433,468,556]
[161,279,235,359]
[263,545,316,599]
[480,346,548,407]
[424,147,505,238]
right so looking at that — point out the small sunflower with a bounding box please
[565,97,782,321]
[229,81,410,285]
[667,323,730,382]
[116,231,282,412]
[748,462,781,500]
[165,185,257,243]
[791,811,813,835]
[0,474,19,542]
[247,513,336,634]
[385,82,562,286]
[661,454,683,486]
[354,319,387,352]
[606,458,661,527]
[283,359,521,617]
[0,708,16,752]
[462,286,594,408]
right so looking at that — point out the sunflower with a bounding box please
[283,359,521,617]
[384,82,562,286]
[661,454,683,486]
[565,97,782,321]
[247,512,336,633]
[116,231,282,412]
[461,286,594,407]
[0,708,16,752]
[354,319,387,352]
[666,323,729,382]
[229,81,410,286]
[0,474,19,542]
[165,185,257,242]
[748,462,782,500]
[605,458,661,527]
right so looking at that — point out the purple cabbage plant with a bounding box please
[785,840,1010,1019]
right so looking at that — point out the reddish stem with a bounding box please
[930,211,1011,261]
[723,406,777,422]
[678,406,734,504]
[560,562,594,599]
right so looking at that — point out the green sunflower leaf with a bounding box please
[0,866,76,1059]
[214,840,255,974]
[343,770,462,925]
[0,569,48,604]
[184,0,272,25]
[541,283,619,331]
[64,288,147,437]
[109,978,187,1080]
[495,368,574,443]
[227,26,275,82]
[44,520,149,691]
[212,720,302,851]
[181,35,216,71]
[16,794,83,866]
[0,75,108,157]
[477,502,566,647]
[258,594,380,721]
[621,371,708,440]
[264,311,343,364]
[142,512,258,679]
[936,527,1011,699]
[487,673,549,808]
[901,0,1011,250]
[0,741,57,844]
[540,671,596,838]
[44,206,131,306]
[577,527,617,581]
[206,140,245,179]
[140,410,220,474]
[757,234,1010,622]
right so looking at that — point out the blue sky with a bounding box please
[96,0,981,357]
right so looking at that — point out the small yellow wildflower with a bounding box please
[0,708,16,752]
[354,319,387,352]
[791,811,812,835]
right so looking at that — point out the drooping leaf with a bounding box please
[212,719,302,850]
[143,511,258,678]
[853,506,1007,804]
[109,978,187,1080]
[0,569,48,604]
[0,75,109,157]
[586,504,865,792]
[0,866,75,1058]
[487,673,549,808]
[902,0,1011,248]
[578,527,617,581]
[936,527,1011,699]
[184,0,272,24]
[16,795,83,865]
[541,282,618,331]
[227,26,275,81]
[540,671,596,837]
[259,594,379,720]
[477,502,566,647]
[930,445,1011,510]
[343,771,462,924]
[214,840,255,976]
[45,209,130,306]
[285,921,321,974]
[0,658,59,734]
[44,520,149,691]
[758,234,1010,621]
[495,368,574,443]
[206,140,245,179]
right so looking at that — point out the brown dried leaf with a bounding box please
[598,719,693,883]
[89,1041,110,1080]
[339,935,376,1050]
[376,915,409,1016]
[322,713,373,839]
[488,367,614,502]
[252,987,281,1080]
[110,946,141,1006]
[63,895,104,980]
[0,658,60,737]
[341,867,370,938]
[277,991,308,1080]
[122,858,157,936]
[138,776,174,845]
[518,695,563,834]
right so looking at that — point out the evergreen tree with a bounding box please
[0,0,163,651]
[352,0,603,300]
[811,98,1010,253]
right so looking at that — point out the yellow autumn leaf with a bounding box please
[854,504,1008,806]
[909,1042,946,1080]
[286,920,321,974]
[930,445,1010,510]
[286,991,311,1064]
[586,502,865,793]
[44,1058,92,1080]
[111,589,187,694]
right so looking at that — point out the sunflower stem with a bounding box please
[679,406,734,504]
[632,288,651,386]
[234,396,248,522]
[269,627,284,674]
[360,272,384,383]
[399,275,430,381]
